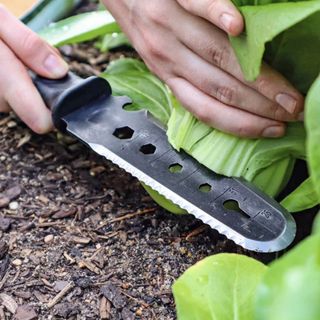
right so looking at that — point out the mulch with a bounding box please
[0,1,316,319]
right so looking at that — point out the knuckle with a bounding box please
[177,0,192,11]
[214,86,235,105]
[255,76,270,94]
[207,0,220,18]
[233,120,257,137]
[143,35,168,61]
[144,2,168,26]
[209,45,230,70]
[273,105,287,121]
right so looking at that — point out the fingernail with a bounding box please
[276,93,297,114]
[298,112,304,121]
[262,126,284,138]
[43,54,68,78]
[220,13,234,32]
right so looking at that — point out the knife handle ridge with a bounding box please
[32,71,112,131]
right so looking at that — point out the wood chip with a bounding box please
[47,282,74,309]
[3,186,22,201]
[0,197,9,208]
[17,133,31,148]
[99,297,111,320]
[185,225,209,241]
[78,260,101,275]
[52,207,77,219]
[14,305,37,320]
[100,283,126,309]
[70,236,91,245]
[0,293,18,314]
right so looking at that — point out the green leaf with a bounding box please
[306,74,320,203]
[39,11,120,47]
[173,254,267,320]
[230,1,320,89]
[255,234,320,320]
[312,213,320,235]
[97,32,131,52]
[280,177,319,212]
[167,103,305,197]
[101,58,173,124]
[141,184,186,215]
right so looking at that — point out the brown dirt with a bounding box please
[0,1,317,319]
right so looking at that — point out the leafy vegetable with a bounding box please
[230,1,320,92]
[306,75,320,203]
[101,58,173,125]
[255,234,320,320]
[39,11,120,47]
[168,105,305,197]
[96,32,131,52]
[173,254,267,320]
[280,177,319,212]
[312,212,320,235]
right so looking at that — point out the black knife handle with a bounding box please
[32,72,112,131]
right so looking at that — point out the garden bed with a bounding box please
[0,1,318,319]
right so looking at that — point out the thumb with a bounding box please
[176,0,244,36]
[0,4,68,78]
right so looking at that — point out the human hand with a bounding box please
[103,0,304,138]
[0,5,68,134]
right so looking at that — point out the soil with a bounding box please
[0,1,317,319]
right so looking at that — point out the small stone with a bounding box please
[44,235,54,244]
[136,308,143,316]
[7,121,17,128]
[12,259,22,267]
[9,202,19,210]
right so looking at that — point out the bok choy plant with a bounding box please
[38,7,320,320]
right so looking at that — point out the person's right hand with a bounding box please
[0,5,68,134]
[103,0,304,138]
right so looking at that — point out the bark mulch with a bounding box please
[0,2,316,319]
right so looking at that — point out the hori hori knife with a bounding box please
[32,72,296,252]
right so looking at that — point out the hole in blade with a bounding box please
[199,183,212,193]
[140,144,156,155]
[223,200,250,219]
[113,126,134,140]
[169,163,183,173]
[122,102,137,111]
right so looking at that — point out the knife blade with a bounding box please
[32,72,296,252]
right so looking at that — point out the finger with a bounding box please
[0,4,68,79]
[166,77,285,138]
[176,0,243,36]
[172,15,304,116]
[0,40,53,133]
[174,45,297,122]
